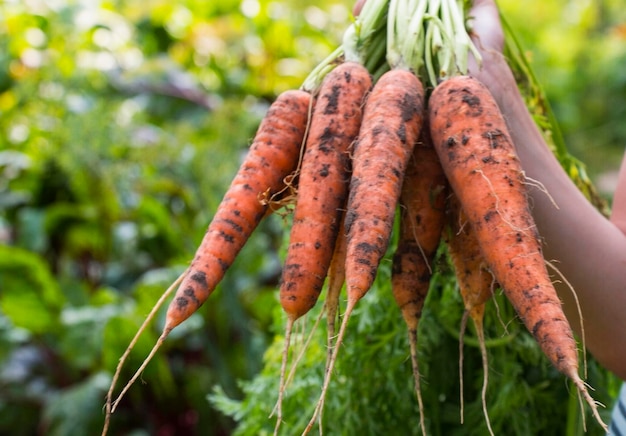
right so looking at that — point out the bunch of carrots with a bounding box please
[102,0,607,434]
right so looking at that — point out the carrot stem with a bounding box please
[300,47,344,93]
[301,0,389,92]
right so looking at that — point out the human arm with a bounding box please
[351,0,626,379]
[611,157,626,234]
[469,0,626,379]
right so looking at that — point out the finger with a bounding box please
[468,0,504,53]
[353,0,366,17]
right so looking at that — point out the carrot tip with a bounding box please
[568,372,607,431]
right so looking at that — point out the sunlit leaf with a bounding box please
[42,372,111,436]
[0,245,63,334]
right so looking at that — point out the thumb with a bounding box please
[353,0,366,17]
[468,0,504,54]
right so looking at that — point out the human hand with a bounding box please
[468,0,504,57]
[352,0,366,17]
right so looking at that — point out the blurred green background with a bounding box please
[0,0,624,435]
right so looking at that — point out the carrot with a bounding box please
[324,210,347,361]
[391,120,446,435]
[279,62,371,320]
[344,70,425,304]
[169,89,312,331]
[104,89,313,424]
[445,193,495,435]
[392,121,446,329]
[314,207,349,433]
[428,74,606,430]
[268,212,349,434]
[274,61,371,434]
[303,68,426,435]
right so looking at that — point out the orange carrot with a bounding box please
[106,89,312,420]
[428,75,605,430]
[391,121,447,435]
[325,210,347,359]
[167,89,312,331]
[304,68,425,434]
[279,62,371,321]
[274,62,371,433]
[343,70,425,304]
[445,193,495,435]
[392,120,447,329]
[269,210,350,435]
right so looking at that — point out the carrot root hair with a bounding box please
[302,299,357,435]
[101,270,186,436]
[272,318,295,435]
[407,328,427,436]
[272,309,325,434]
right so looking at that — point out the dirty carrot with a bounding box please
[170,89,312,331]
[428,74,606,430]
[304,68,425,434]
[268,210,349,434]
[325,210,347,361]
[445,193,495,435]
[274,61,371,434]
[392,120,447,330]
[105,89,313,423]
[279,62,371,321]
[391,121,447,435]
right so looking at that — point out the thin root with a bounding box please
[101,270,186,436]
[273,318,294,435]
[407,328,427,436]
[111,328,168,413]
[272,308,325,434]
[458,310,469,424]
[474,319,494,436]
[522,173,559,210]
[570,373,607,432]
[302,301,356,435]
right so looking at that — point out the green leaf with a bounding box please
[58,304,123,370]
[0,245,64,334]
[14,207,47,252]
[41,372,111,436]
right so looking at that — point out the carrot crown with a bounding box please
[300,0,388,92]
[427,0,482,84]
[301,1,483,92]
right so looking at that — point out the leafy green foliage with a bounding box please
[42,372,112,436]
[0,245,63,333]
[0,0,344,433]
[0,0,623,435]
[212,249,617,435]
